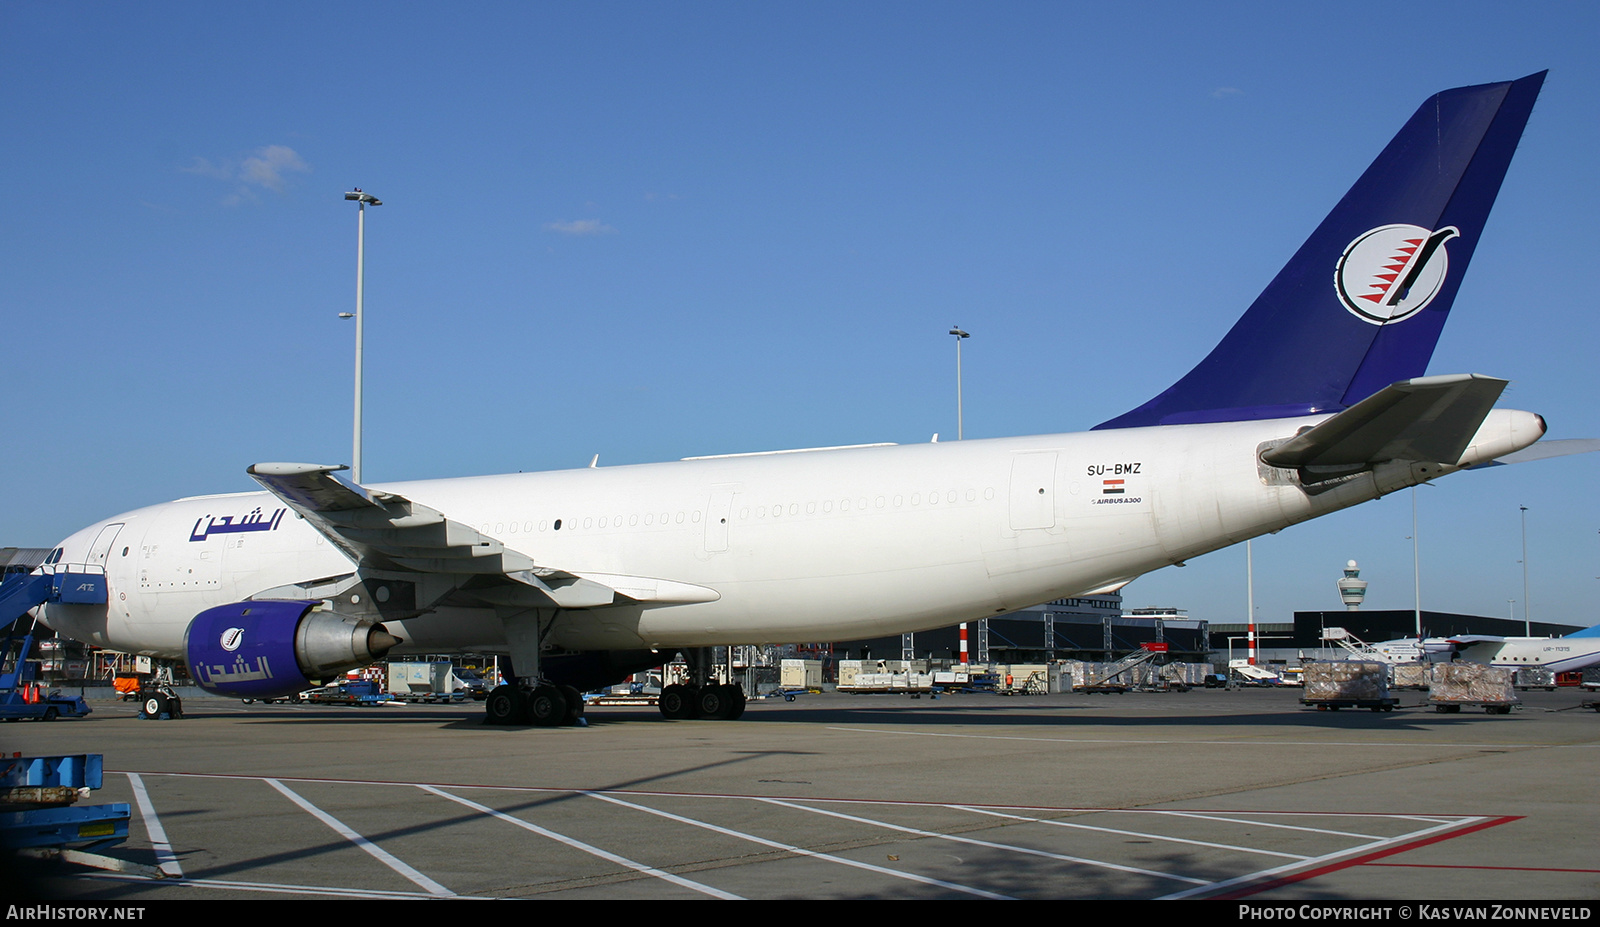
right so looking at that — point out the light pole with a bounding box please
[949,326,973,663]
[1245,539,1255,665]
[1520,505,1530,635]
[1412,487,1421,636]
[344,189,381,484]
[949,327,969,441]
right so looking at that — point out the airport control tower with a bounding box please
[1336,560,1368,610]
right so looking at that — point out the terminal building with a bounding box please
[831,593,1211,665]
[1208,610,1586,667]
[1206,562,1587,667]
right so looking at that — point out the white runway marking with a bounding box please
[1157,816,1489,900]
[583,789,1014,899]
[1159,810,1384,841]
[756,797,1209,886]
[264,778,455,897]
[125,773,183,877]
[82,872,486,899]
[419,785,742,899]
[106,771,1498,900]
[948,805,1309,859]
[826,725,1593,750]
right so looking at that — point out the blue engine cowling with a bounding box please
[184,600,401,700]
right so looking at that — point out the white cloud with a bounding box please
[545,218,616,236]
[1211,87,1243,99]
[239,145,309,192]
[184,144,311,204]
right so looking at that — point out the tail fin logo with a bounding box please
[1335,224,1461,324]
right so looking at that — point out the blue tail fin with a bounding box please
[1096,72,1545,430]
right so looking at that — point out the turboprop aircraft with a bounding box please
[1324,623,1600,673]
[1366,625,1600,673]
[20,72,1566,727]
[1443,626,1600,673]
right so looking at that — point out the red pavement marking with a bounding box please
[1215,815,1523,900]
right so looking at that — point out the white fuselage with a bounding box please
[1456,637,1600,674]
[40,409,1540,661]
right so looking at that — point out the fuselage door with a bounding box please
[1008,453,1058,530]
[703,486,738,552]
[86,523,124,568]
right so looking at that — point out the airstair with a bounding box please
[1321,627,1424,664]
[0,567,107,629]
[1078,648,1158,692]
[0,572,97,721]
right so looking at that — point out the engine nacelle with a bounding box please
[184,600,401,699]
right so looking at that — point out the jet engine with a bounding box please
[183,600,401,699]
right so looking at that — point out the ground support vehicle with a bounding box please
[0,619,91,722]
[258,691,309,704]
[387,661,476,703]
[304,680,391,706]
[0,686,90,722]
[0,754,161,879]
[1132,681,1192,693]
[999,670,1049,696]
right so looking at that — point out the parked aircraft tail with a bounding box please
[1097,72,1546,430]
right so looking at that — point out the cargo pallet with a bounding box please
[589,694,658,706]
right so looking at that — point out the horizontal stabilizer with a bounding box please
[1467,437,1600,469]
[1260,374,1506,469]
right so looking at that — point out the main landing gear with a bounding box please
[658,683,746,721]
[483,682,585,727]
[658,646,746,720]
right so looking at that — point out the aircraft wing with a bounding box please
[1260,374,1506,471]
[247,463,717,608]
[1443,634,1507,645]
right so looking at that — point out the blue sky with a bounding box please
[4,2,1597,632]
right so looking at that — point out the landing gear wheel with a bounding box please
[698,684,746,720]
[140,692,170,720]
[527,685,569,727]
[659,684,699,720]
[557,684,584,725]
[484,685,527,725]
[723,684,747,720]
